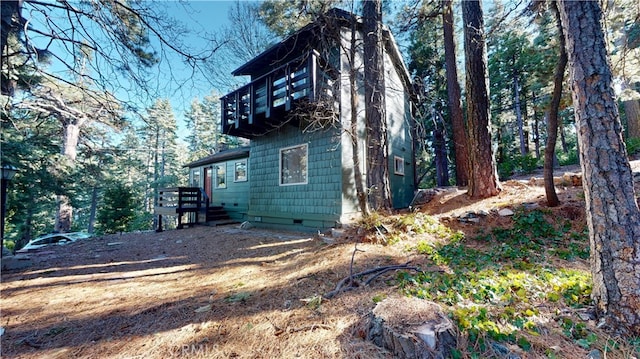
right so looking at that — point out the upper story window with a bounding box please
[215,164,226,189]
[234,160,247,182]
[280,144,308,185]
[394,156,405,176]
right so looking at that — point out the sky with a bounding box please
[152,1,239,139]
[24,0,242,142]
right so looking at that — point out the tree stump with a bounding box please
[366,296,456,359]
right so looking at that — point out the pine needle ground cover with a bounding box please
[2,163,640,358]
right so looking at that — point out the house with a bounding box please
[184,146,250,222]
[186,8,416,231]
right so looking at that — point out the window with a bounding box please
[191,169,201,187]
[215,164,226,189]
[394,156,405,176]
[234,160,247,182]
[280,144,308,185]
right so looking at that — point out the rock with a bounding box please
[330,228,344,238]
[498,208,515,216]
[367,296,456,359]
[562,172,583,186]
[239,221,253,230]
[410,187,459,208]
[1,255,32,271]
[458,211,482,223]
[490,341,521,359]
[587,349,602,359]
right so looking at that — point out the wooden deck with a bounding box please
[154,187,205,231]
[154,187,237,231]
[220,50,337,139]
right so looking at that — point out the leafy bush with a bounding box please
[626,137,640,156]
[498,160,515,180]
[558,150,579,166]
[515,154,539,173]
[498,154,540,179]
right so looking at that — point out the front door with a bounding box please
[204,167,213,203]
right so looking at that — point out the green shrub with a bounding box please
[97,181,137,234]
[498,160,515,180]
[558,150,579,166]
[625,137,640,156]
[515,154,539,174]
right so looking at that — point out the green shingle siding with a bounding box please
[193,156,251,221]
[248,125,342,228]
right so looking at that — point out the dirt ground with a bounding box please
[1,160,639,359]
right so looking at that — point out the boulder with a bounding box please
[366,296,456,359]
[1,255,32,271]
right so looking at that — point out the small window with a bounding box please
[394,156,405,176]
[215,164,226,189]
[280,144,308,185]
[234,160,247,182]
[191,169,201,187]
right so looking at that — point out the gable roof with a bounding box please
[231,8,413,94]
[232,8,353,77]
[183,147,250,168]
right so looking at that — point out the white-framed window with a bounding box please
[234,160,247,182]
[191,169,201,187]
[280,144,308,185]
[215,164,226,189]
[394,156,405,176]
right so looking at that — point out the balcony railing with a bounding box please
[221,51,338,138]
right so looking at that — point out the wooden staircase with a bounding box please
[201,205,237,226]
[155,187,237,230]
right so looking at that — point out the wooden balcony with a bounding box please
[221,51,338,139]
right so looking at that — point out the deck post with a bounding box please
[156,214,163,232]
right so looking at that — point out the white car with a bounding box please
[16,232,92,253]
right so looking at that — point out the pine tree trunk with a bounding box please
[559,0,640,335]
[434,113,449,186]
[544,2,567,208]
[363,0,391,210]
[621,80,640,139]
[532,91,541,159]
[514,73,526,156]
[349,18,368,216]
[88,184,98,233]
[462,0,500,198]
[55,121,82,232]
[442,0,468,186]
[624,98,640,139]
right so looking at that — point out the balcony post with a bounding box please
[285,65,292,111]
[266,75,272,118]
[234,90,240,128]
[248,83,254,124]
[309,52,317,102]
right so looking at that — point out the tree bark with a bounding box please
[55,120,82,232]
[442,0,468,187]
[621,80,640,139]
[532,91,541,159]
[363,0,392,211]
[559,0,640,335]
[544,2,567,208]
[513,72,526,156]
[624,97,640,139]
[348,17,369,216]
[434,112,449,186]
[462,0,500,198]
[88,184,98,234]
